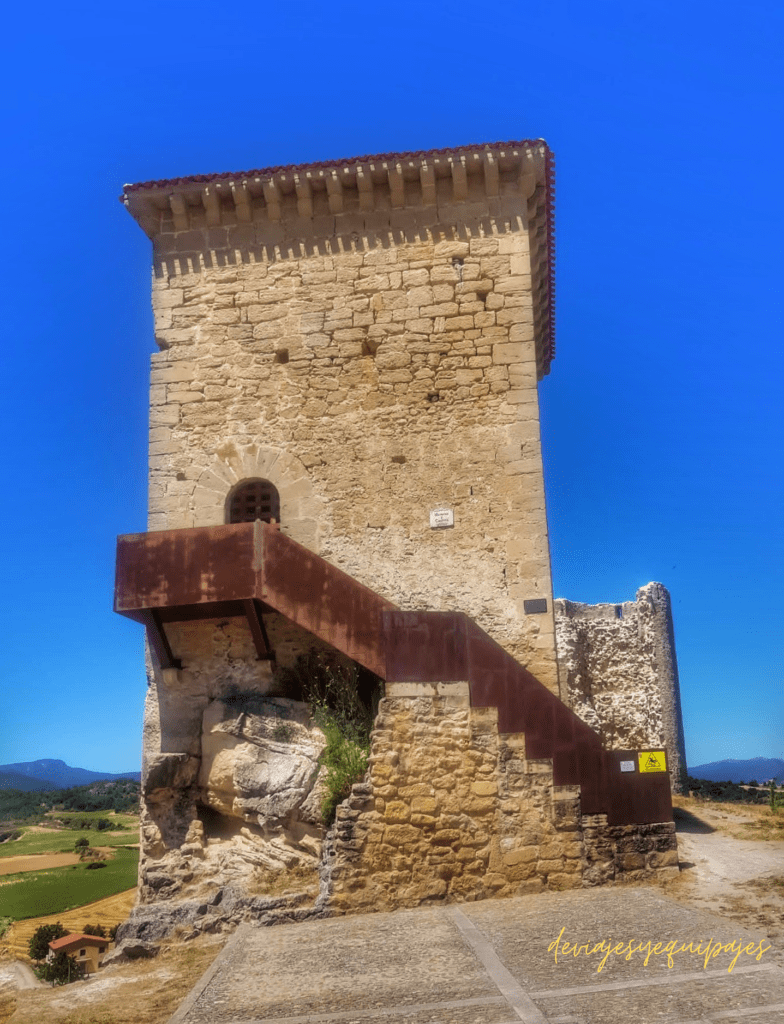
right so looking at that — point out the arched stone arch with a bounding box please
[191,443,327,553]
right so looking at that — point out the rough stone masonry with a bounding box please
[116,142,685,930]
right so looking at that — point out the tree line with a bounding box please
[686,775,775,803]
[0,779,140,824]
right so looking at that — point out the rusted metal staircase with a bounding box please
[115,520,672,827]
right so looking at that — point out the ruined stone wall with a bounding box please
[146,228,557,690]
[554,583,688,793]
[323,683,678,913]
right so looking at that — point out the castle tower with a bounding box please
[114,143,681,915]
[121,142,559,690]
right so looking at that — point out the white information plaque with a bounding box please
[429,508,454,529]
[619,760,635,773]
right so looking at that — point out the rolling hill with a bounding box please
[0,759,141,791]
[690,757,784,784]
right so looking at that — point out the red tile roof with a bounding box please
[48,933,107,951]
[123,139,550,193]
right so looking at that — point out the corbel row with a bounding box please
[164,148,543,231]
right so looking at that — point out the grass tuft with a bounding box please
[278,652,381,825]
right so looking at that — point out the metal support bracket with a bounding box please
[243,599,276,662]
[142,610,182,671]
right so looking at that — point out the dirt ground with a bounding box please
[0,935,225,1024]
[661,797,784,940]
[0,855,82,876]
[0,799,781,1024]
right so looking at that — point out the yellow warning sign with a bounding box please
[639,751,667,773]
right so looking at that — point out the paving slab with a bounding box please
[169,888,784,1024]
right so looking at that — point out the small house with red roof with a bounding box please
[47,933,109,974]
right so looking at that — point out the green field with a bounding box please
[0,847,139,919]
[0,815,138,859]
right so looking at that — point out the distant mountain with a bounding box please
[0,759,141,791]
[690,757,784,784]
[0,771,52,791]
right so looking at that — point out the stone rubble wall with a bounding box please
[323,683,678,914]
[581,815,679,886]
[147,225,558,690]
[554,583,688,793]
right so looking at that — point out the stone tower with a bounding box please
[121,141,559,691]
[114,142,682,921]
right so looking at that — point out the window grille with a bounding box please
[228,480,280,525]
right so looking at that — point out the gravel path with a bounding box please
[0,962,41,992]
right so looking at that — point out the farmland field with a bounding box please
[0,846,139,919]
[0,812,139,923]
[0,813,138,860]
[1,888,137,962]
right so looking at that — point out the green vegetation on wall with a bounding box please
[280,652,382,825]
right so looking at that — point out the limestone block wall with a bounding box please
[126,145,560,691]
[322,683,678,914]
[554,582,688,793]
[144,235,555,687]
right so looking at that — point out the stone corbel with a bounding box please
[262,179,281,221]
[388,163,405,208]
[169,194,189,232]
[356,164,374,210]
[294,173,313,217]
[483,152,499,197]
[326,170,344,214]
[420,162,436,206]
[231,182,252,223]
[202,187,221,226]
[518,148,540,200]
[451,156,468,202]
[519,171,537,200]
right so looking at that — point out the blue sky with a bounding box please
[1,1,781,773]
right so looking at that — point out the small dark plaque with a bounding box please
[523,598,548,615]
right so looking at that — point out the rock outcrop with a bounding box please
[199,696,325,852]
[138,696,326,905]
[108,885,329,959]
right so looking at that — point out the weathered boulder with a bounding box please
[199,696,326,833]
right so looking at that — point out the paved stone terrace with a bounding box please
[168,888,783,1024]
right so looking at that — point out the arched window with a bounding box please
[227,480,280,525]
